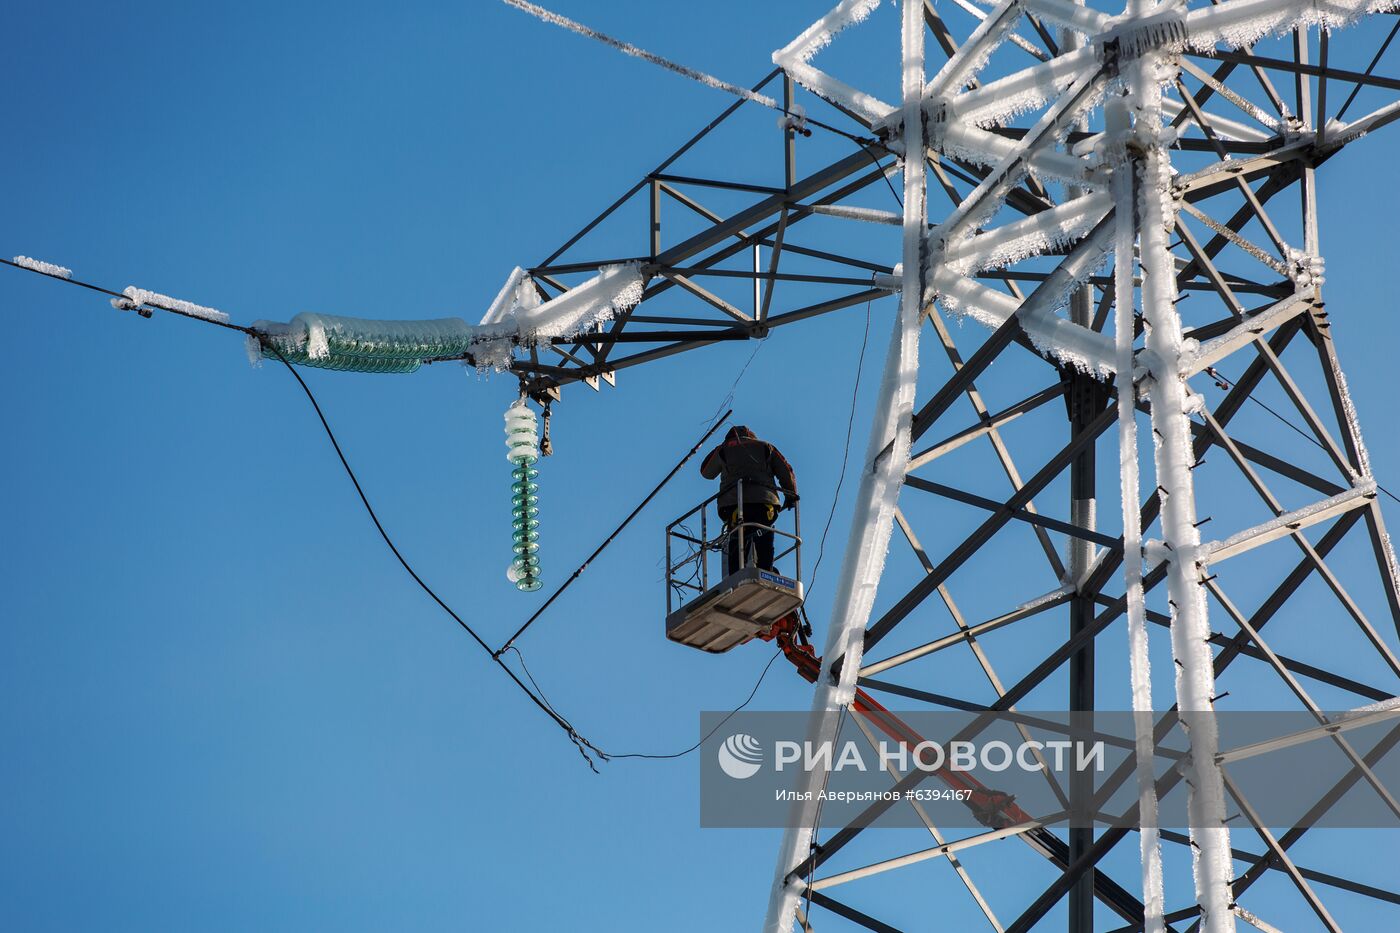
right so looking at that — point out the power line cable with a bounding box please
[852,139,904,208]
[2,257,791,768]
[0,258,257,337]
[258,339,610,769]
[703,337,766,428]
[261,344,789,767]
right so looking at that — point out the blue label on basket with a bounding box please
[759,571,796,589]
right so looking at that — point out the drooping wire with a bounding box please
[259,339,609,769]
[807,293,874,601]
[604,649,783,761]
[852,139,904,208]
[265,344,787,767]
[703,337,766,429]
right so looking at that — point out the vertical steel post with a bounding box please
[649,178,661,259]
[784,73,797,191]
[1063,10,1096,930]
[1126,5,1235,926]
[1067,266,1098,933]
[763,2,926,926]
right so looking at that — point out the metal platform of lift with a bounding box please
[665,565,804,653]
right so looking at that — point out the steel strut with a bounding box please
[759,614,1155,926]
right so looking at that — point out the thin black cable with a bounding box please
[852,138,903,208]
[807,295,874,601]
[504,645,579,729]
[605,649,783,761]
[703,337,766,428]
[495,410,733,655]
[1207,366,1400,507]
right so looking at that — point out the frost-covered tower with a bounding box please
[500,0,1400,929]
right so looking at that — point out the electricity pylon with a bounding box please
[502,2,1400,930]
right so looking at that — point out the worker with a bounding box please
[699,425,797,575]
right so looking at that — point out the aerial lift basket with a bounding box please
[664,481,803,653]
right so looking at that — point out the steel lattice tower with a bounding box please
[503,1,1400,929]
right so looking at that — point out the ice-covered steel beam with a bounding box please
[1023,0,1112,36]
[1199,482,1377,564]
[943,45,1097,127]
[1120,21,1236,926]
[1184,0,1400,54]
[773,0,891,124]
[930,264,1118,376]
[763,4,927,929]
[1179,291,1313,376]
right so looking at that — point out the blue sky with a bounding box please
[4,2,1400,930]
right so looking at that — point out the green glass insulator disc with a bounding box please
[512,518,540,532]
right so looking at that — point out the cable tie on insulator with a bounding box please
[1199,573,1218,584]
[1193,516,1212,528]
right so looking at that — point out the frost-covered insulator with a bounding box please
[505,400,541,464]
[504,400,542,592]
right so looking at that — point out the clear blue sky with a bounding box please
[3,2,1399,930]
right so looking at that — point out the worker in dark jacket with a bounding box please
[699,425,797,574]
